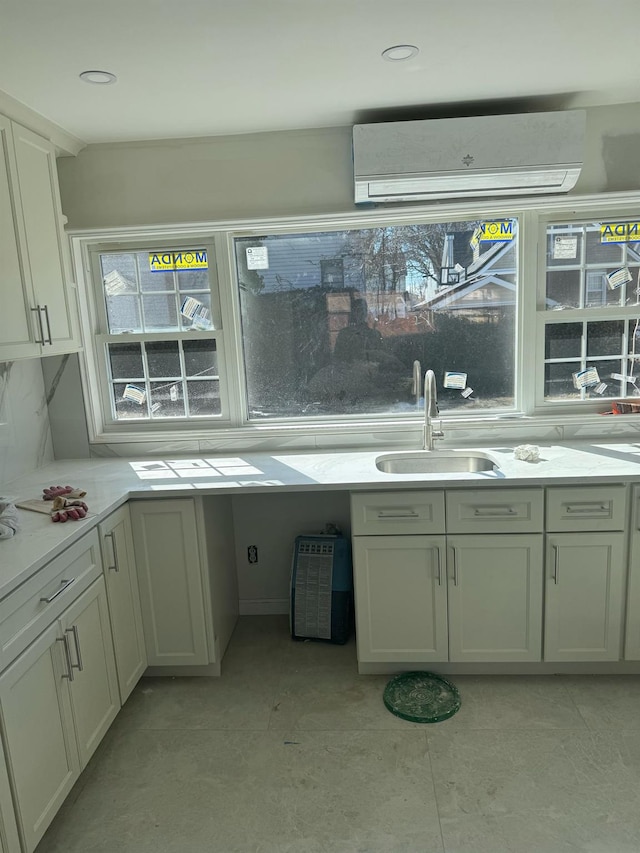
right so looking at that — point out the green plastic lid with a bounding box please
[383,671,461,723]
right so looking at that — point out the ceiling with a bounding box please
[1,0,639,145]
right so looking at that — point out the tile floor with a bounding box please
[36,616,640,853]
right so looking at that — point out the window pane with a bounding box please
[585,229,623,264]
[546,270,580,308]
[545,324,582,359]
[105,295,142,333]
[587,321,624,357]
[544,363,581,400]
[183,340,218,377]
[235,220,516,418]
[149,381,185,418]
[145,341,181,378]
[187,380,221,416]
[108,343,143,379]
[112,382,149,419]
[141,294,178,331]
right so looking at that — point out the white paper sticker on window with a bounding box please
[461,387,474,398]
[593,382,608,395]
[104,269,134,295]
[443,371,467,389]
[151,402,162,413]
[606,267,633,290]
[246,246,269,269]
[170,384,178,402]
[122,384,146,404]
[611,372,636,384]
[553,235,578,259]
[573,367,600,388]
[180,297,210,328]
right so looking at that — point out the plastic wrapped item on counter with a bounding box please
[0,499,20,539]
[514,444,541,462]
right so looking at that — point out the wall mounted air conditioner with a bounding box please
[353,110,586,204]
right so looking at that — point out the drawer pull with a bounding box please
[552,545,559,584]
[451,549,458,586]
[565,504,608,514]
[57,635,74,681]
[376,509,420,519]
[436,549,442,585]
[40,577,76,604]
[30,306,45,345]
[41,304,53,346]
[66,626,83,672]
[104,531,119,571]
[473,507,517,517]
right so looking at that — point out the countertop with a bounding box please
[2,441,640,600]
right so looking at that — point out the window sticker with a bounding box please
[593,382,608,395]
[246,246,269,269]
[461,387,474,398]
[180,296,210,328]
[443,371,467,389]
[552,235,578,259]
[169,384,179,402]
[606,267,633,290]
[104,269,134,295]
[149,251,208,271]
[573,367,600,389]
[122,384,146,404]
[600,223,640,243]
[471,221,515,246]
[150,402,162,413]
[611,372,636,385]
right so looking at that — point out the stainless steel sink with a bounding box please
[375,450,498,475]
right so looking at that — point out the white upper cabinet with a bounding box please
[0,115,79,361]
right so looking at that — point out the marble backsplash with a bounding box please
[0,360,54,491]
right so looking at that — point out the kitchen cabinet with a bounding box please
[544,533,625,662]
[130,499,213,667]
[544,485,627,662]
[0,114,79,362]
[447,534,543,662]
[625,485,640,659]
[0,530,119,852]
[99,506,147,701]
[353,535,448,663]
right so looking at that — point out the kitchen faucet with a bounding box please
[424,369,444,450]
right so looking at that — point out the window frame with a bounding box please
[69,190,640,447]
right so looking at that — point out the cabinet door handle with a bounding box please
[451,549,458,586]
[473,507,517,517]
[435,548,442,585]
[104,531,119,571]
[552,545,559,584]
[41,304,53,345]
[57,635,74,681]
[376,509,419,519]
[565,504,608,514]
[40,577,76,604]
[65,626,83,672]
[30,306,45,345]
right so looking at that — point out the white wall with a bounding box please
[0,360,53,492]
[57,104,640,229]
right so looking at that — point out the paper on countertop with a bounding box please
[514,444,540,462]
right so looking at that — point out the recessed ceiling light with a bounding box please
[79,70,117,85]
[381,45,419,62]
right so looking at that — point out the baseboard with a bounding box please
[357,661,640,675]
[239,598,289,615]
[143,662,221,677]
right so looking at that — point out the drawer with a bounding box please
[0,528,102,670]
[351,491,445,535]
[546,485,627,531]
[446,488,544,534]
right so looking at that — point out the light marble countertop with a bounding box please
[2,441,640,600]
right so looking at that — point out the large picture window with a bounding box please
[234,219,517,419]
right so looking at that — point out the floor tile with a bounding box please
[428,728,640,821]
[433,675,586,730]
[562,675,640,730]
[37,728,442,853]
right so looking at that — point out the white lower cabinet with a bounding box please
[353,535,448,663]
[0,576,118,852]
[544,533,625,662]
[130,499,213,667]
[447,535,543,662]
[0,746,20,853]
[99,506,147,701]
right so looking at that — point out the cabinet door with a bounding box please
[11,122,78,355]
[545,533,625,662]
[0,622,79,853]
[353,535,448,663]
[100,506,147,701]
[60,578,119,768]
[0,744,21,853]
[625,488,640,659]
[0,115,38,361]
[447,534,543,662]
[130,499,211,666]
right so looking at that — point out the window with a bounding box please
[234,219,517,419]
[542,219,640,402]
[71,194,640,445]
[91,244,226,425]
